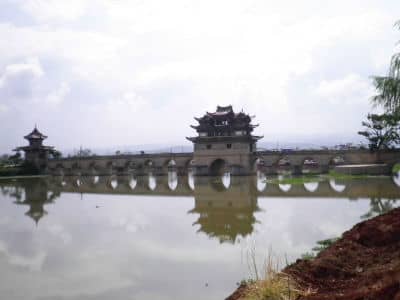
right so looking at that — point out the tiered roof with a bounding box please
[24,126,48,141]
[14,126,54,152]
[187,105,262,141]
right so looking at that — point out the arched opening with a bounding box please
[186,159,195,172]
[165,159,176,167]
[59,176,67,187]
[276,157,292,175]
[221,172,231,189]
[144,160,154,167]
[253,158,265,172]
[278,175,291,192]
[304,182,319,192]
[168,170,178,190]
[128,177,137,190]
[144,160,154,174]
[329,156,345,166]
[256,171,267,192]
[302,158,319,174]
[108,176,118,190]
[92,175,99,185]
[329,179,346,193]
[209,159,227,176]
[278,183,292,192]
[125,161,136,173]
[277,157,291,167]
[188,171,195,190]
[165,159,177,174]
[75,177,83,187]
[148,173,157,191]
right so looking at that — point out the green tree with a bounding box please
[358,113,400,150]
[50,150,62,159]
[361,197,398,220]
[371,22,400,113]
[8,151,22,165]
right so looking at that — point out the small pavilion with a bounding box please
[14,126,54,172]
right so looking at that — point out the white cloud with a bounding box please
[20,0,89,22]
[0,58,43,100]
[0,103,8,113]
[0,0,399,152]
[45,82,70,105]
[315,74,373,104]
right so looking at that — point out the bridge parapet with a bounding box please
[47,152,194,176]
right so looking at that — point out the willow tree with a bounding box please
[372,22,400,114]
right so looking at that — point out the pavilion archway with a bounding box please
[209,159,228,176]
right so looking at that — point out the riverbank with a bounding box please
[226,207,400,300]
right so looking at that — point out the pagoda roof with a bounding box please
[24,126,47,140]
[207,105,234,117]
[216,105,233,113]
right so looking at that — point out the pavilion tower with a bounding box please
[187,105,262,175]
[14,126,54,172]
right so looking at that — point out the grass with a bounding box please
[393,163,400,173]
[241,247,314,300]
[326,170,373,180]
[266,175,323,185]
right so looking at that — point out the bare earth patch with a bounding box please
[226,207,400,300]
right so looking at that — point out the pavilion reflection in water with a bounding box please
[1,173,400,243]
[188,176,260,244]
[0,178,60,225]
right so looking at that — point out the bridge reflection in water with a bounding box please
[1,173,399,244]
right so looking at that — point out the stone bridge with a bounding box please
[47,152,194,176]
[47,149,400,176]
[24,174,400,199]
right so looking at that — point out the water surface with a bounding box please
[0,174,399,300]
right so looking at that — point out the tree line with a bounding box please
[358,21,400,150]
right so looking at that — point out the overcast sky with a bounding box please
[0,0,399,153]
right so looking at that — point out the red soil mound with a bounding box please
[286,207,400,300]
[226,208,400,300]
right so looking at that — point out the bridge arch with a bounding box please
[187,172,195,190]
[148,173,157,191]
[256,171,267,192]
[164,159,176,167]
[164,159,177,174]
[209,159,227,176]
[303,181,319,192]
[167,170,178,191]
[92,175,100,185]
[185,159,195,173]
[74,177,83,187]
[302,157,319,174]
[276,156,293,174]
[107,175,118,190]
[329,155,345,166]
[252,158,265,173]
[329,179,346,193]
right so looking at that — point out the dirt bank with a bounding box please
[226,207,400,300]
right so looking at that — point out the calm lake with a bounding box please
[1,174,399,300]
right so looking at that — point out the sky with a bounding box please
[0,0,399,154]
